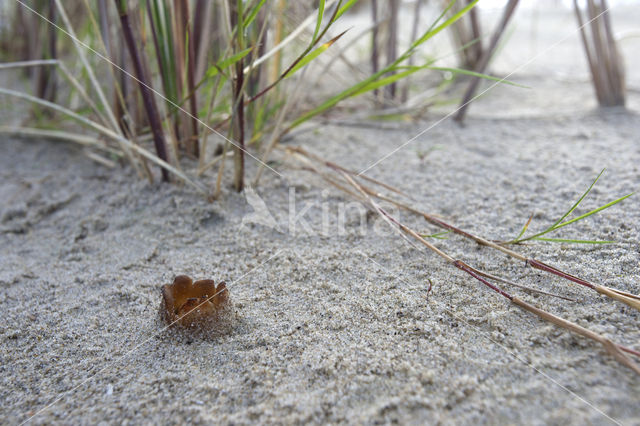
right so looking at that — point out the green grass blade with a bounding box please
[284,30,347,78]
[244,0,267,29]
[411,0,478,52]
[203,48,253,80]
[427,67,529,88]
[148,0,178,108]
[424,0,456,40]
[532,237,615,244]
[350,67,423,97]
[290,62,436,127]
[421,230,451,240]
[512,214,533,242]
[312,0,326,42]
[549,168,605,230]
[333,0,359,22]
[552,192,633,231]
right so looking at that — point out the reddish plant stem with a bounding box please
[230,3,245,192]
[115,0,169,181]
[620,346,640,357]
[526,259,596,290]
[453,260,514,300]
[234,59,245,192]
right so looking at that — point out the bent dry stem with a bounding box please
[287,146,640,374]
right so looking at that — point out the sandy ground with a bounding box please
[2,2,640,425]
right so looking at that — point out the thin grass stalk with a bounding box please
[370,0,379,101]
[401,0,423,103]
[444,1,467,67]
[78,3,134,140]
[268,0,286,83]
[114,0,169,181]
[135,3,165,157]
[446,0,483,70]
[198,63,228,173]
[0,126,122,156]
[89,1,148,181]
[35,0,57,103]
[289,151,576,299]
[147,0,180,146]
[454,0,519,123]
[26,5,41,80]
[1,60,106,128]
[195,17,240,173]
[0,87,204,192]
[83,150,117,168]
[198,151,234,177]
[384,0,399,102]
[116,31,142,139]
[253,68,309,186]
[197,1,217,81]
[172,0,198,154]
[184,0,199,156]
[247,4,269,133]
[211,0,258,197]
[192,0,211,80]
[173,0,186,136]
[467,0,482,66]
[600,0,624,105]
[587,0,613,104]
[12,6,33,69]
[0,59,57,69]
[97,0,111,54]
[48,0,145,176]
[444,0,467,67]
[53,0,121,134]
[93,0,119,127]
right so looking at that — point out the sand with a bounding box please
[2,3,640,425]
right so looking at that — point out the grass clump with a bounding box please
[1,0,511,195]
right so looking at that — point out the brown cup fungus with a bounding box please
[160,275,233,334]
